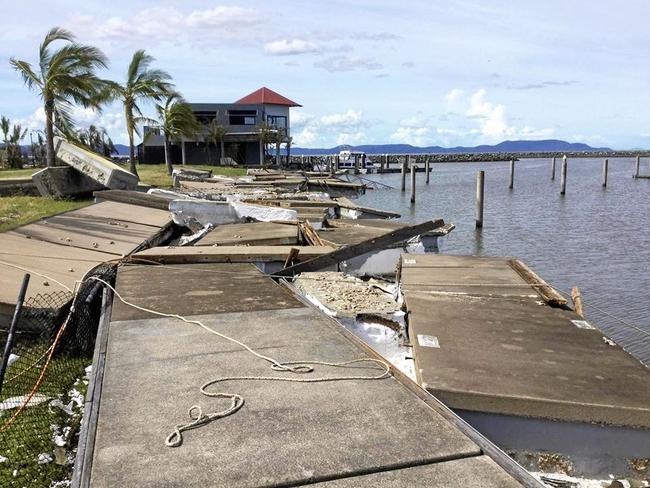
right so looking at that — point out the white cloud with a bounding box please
[290,108,370,147]
[389,89,555,146]
[314,55,383,72]
[66,6,264,46]
[264,39,318,56]
[445,88,464,107]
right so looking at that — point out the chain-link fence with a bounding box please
[0,264,116,487]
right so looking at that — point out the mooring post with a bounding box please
[425,157,430,184]
[634,155,640,178]
[380,154,385,172]
[410,161,416,204]
[509,159,515,189]
[476,170,485,228]
[602,159,608,187]
[401,155,408,192]
[560,155,567,195]
[361,153,367,172]
[551,157,556,180]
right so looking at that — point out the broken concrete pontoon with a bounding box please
[52,136,139,190]
[398,254,650,478]
[276,219,446,277]
[0,201,172,323]
[74,262,538,487]
[32,166,105,198]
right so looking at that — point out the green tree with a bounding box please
[0,116,10,166]
[285,135,293,167]
[7,124,27,168]
[77,125,116,157]
[108,50,173,176]
[10,27,109,167]
[204,118,227,165]
[154,93,200,176]
[258,122,276,167]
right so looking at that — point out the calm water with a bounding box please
[357,157,650,364]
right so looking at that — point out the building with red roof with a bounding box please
[139,87,300,166]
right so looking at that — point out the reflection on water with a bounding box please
[357,157,650,364]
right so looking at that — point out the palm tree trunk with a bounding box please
[220,139,225,166]
[287,144,291,167]
[45,101,55,168]
[164,137,173,176]
[126,109,138,177]
[275,143,280,167]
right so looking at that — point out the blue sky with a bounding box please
[1,0,649,148]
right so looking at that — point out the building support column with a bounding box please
[259,138,264,167]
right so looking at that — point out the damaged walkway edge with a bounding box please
[71,263,542,487]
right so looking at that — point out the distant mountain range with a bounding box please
[291,140,612,155]
[16,139,613,157]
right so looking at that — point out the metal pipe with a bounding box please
[0,274,30,396]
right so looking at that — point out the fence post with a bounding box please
[560,155,567,195]
[0,274,30,396]
[476,170,484,228]
[602,159,608,187]
[551,157,556,180]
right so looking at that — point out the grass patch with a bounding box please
[0,350,89,487]
[0,196,92,232]
[0,168,40,179]
[135,164,247,187]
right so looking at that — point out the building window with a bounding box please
[194,111,217,125]
[228,110,257,125]
[267,115,287,129]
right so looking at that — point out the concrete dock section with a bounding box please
[79,263,537,487]
[0,201,172,322]
[399,254,650,427]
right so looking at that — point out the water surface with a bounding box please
[357,157,650,364]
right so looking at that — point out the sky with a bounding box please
[0,0,649,149]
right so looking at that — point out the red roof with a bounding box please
[235,87,302,107]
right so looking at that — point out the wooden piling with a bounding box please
[380,154,385,172]
[551,157,556,180]
[425,158,430,184]
[410,162,416,204]
[571,286,584,317]
[401,156,408,192]
[560,155,567,195]
[602,159,608,187]
[476,170,484,228]
[509,160,515,189]
[634,155,640,178]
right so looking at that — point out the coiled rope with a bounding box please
[86,277,392,447]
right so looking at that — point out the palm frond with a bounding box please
[9,59,43,93]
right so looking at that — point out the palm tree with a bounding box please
[7,124,27,168]
[154,93,200,175]
[204,118,227,165]
[108,50,173,176]
[0,116,9,166]
[258,122,276,168]
[77,125,116,157]
[273,128,286,168]
[286,135,293,167]
[10,27,109,167]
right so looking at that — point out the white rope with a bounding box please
[0,259,73,292]
[86,277,391,448]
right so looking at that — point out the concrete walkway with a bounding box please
[83,263,534,487]
[0,201,171,322]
